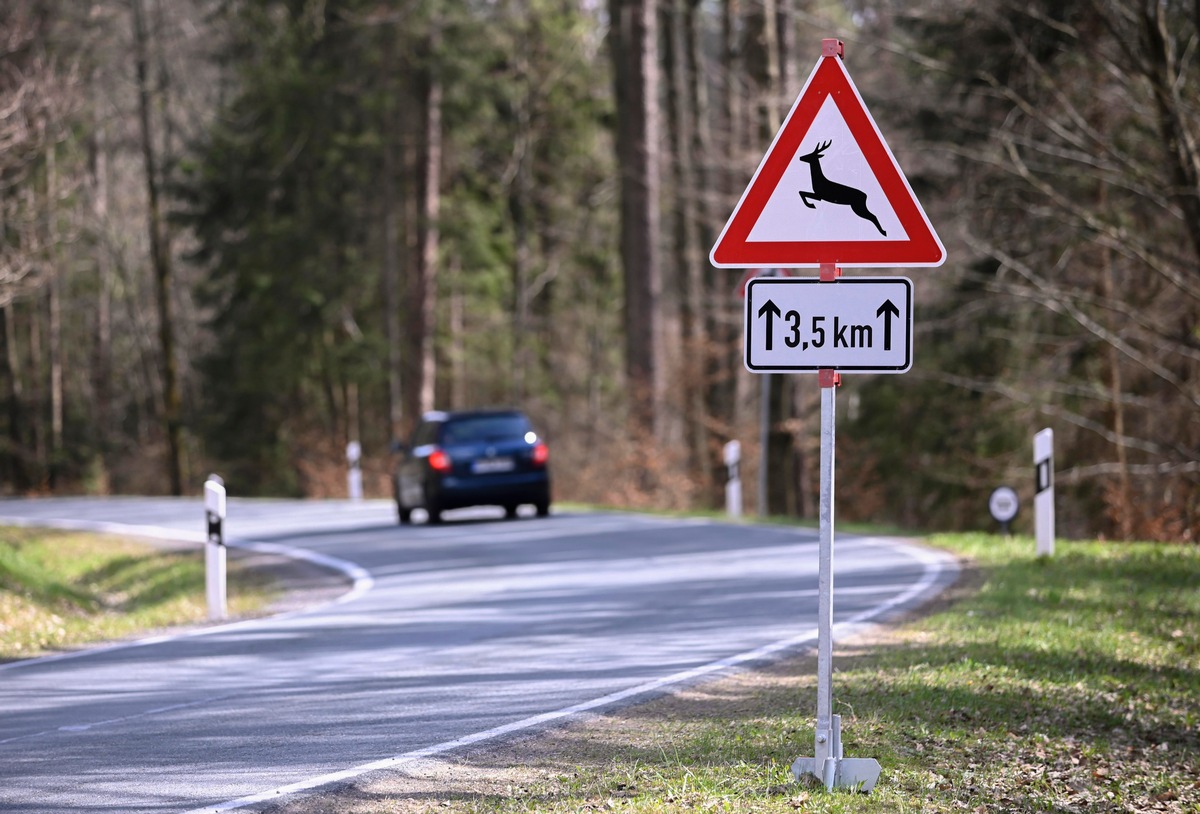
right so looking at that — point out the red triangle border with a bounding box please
[710,55,945,269]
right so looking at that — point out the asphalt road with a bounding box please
[0,498,958,813]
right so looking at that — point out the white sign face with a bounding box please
[746,98,909,245]
[744,277,913,373]
[989,486,1019,523]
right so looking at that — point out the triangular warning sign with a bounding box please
[710,52,945,268]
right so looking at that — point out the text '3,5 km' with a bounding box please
[744,277,913,374]
[758,300,900,352]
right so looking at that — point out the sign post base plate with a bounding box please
[791,757,882,793]
[791,714,881,792]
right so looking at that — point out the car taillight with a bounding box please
[531,442,549,466]
[428,449,452,473]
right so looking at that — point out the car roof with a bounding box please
[421,409,527,423]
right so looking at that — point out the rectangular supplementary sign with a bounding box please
[744,276,913,373]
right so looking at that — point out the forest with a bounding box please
[0,0,1196,542]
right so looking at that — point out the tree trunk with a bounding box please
[410,16,442,418]
[721,0,758,507]
[449,265,466,408]
[90,119,113,487]
[380,24,404,441]
[0,302,27,491]
[686,0,731,503]
[665,0,711,495]
[28,292,45,480]
[749,0,802,517]
[510,105,531,406]
[42,137,63,489]
[609,0,662,438]
[48,256,62,487]
[132,0,184,495]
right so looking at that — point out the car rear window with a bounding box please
[441,415,531,445]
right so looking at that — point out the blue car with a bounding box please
[393,410,552,524]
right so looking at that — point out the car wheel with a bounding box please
[504,504,519,520]
[397,502,412,525]
[422,485,444,525]
[535,501,550,518]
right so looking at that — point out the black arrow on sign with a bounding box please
[876,299,900,351]
[758,299,782,351]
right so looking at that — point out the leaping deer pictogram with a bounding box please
[797,139,887,236]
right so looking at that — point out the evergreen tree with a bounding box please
[182,1,384,492]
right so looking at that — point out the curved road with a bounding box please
[0,498,957,813]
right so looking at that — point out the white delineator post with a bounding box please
[724,440,743,518]
[204,475,227,621]
[347,441,364,502]
[1034,428,1054,557]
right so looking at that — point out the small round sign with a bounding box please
[988,486,1019,524]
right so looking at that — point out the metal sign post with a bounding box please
[789,267,882,792]
[715,38,943,795]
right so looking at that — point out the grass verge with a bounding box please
[0,526,278,660]
[273,533,1200,814]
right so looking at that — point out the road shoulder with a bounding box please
[258,551,977,813]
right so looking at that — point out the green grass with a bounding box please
[0,527,278,660]
[305,533,1198,814]
[814,534,1200,813]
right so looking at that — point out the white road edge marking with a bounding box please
[180,537,957,814]
[0,517,374,674]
